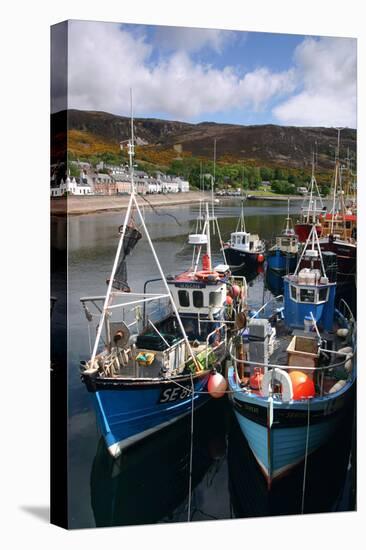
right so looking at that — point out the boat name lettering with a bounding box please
[175,283,204,289]
[158,384,191,403]
[243,403,259,414]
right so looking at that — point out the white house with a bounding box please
[50,174,93,197]
[177,177,189,192]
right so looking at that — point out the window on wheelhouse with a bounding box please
[193,290,204,308]
[300,288,315,303]
[178,290,190,307]
[318,287,329,302]
[290,285,297,300]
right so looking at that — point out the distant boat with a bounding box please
[267,199,299,274]
[223,201,265,272]
[227,224,356,488]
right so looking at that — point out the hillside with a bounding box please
[51,109,357,171]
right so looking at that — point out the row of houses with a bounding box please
[50,168,189,197]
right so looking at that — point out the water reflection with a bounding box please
[228,403,355,518]
[90,399,229,527]
[62,199,356,527]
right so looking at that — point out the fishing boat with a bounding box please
[223,201,265,272]
[79,109,243,459]
[318,131,357,283]
[227,224,356,488]
[295,158,325,242]
[267,199,299,274]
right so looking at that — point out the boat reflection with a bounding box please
[90,398,228,527]
[265,265,284,296]
[228,404,355,517]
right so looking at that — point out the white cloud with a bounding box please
[153,26,235,53]
[67,21,295,120]
[273,37,356,127]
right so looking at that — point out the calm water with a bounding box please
[54,199,356,528]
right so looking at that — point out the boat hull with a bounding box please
[318,238,356,282]
[295,223,321,243]
[228,368,354,487]
[84,371,211,457]
[267,250,297,273]
[224,247,262,272]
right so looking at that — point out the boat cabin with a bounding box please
[320,213,357,240]
[168,274,227,341]
[230,231,263,253]
[274,234,298,254]
[283,268,336,331]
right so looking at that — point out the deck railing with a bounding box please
[228,338,355,398]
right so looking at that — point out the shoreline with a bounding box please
[51,191,306,216]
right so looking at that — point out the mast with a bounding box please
[330,128,344,234]
[212,139,216,220]
[284,198,292,233]
[206,202,212,270]
[89,92,199,370]
[236,200,246,233]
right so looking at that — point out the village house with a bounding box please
[93,173,117,195]
[50,173,93,197]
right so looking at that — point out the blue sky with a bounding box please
[66,21,356,127]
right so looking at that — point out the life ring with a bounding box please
[261,368,293,402]
[196,270,220,280]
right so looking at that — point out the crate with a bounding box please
[286,335,319,373]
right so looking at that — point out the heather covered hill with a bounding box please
[60,109,356,170]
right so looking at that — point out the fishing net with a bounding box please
[108,225,142,291]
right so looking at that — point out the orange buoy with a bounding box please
[289,371,315,399]
[208,372,227,398]
[226,295,233,306]
[257,253,265,263]
[202,253,211,271]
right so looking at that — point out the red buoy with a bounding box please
[226,295,233,306]
[231,284,241,298]
[202,253,211,271]
[289,371,315,399]
[257,254,265,263]
[208,372,227,398]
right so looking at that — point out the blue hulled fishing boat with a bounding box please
[267,200,299,274]
[227,224,356,487]
[80,110,244,458]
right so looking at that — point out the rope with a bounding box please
[301,397,311,514]
[187,373,195,522]
[87,322,92,355]
[138,193,182,226]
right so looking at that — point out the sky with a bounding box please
[63,20,357,128]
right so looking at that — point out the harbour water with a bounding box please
[59,199,356,528]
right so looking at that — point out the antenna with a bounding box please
[127,89,136,194]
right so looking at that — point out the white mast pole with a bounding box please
[90,89,137,366]
[206,202,212,270]
[133,195,199,369]
[90,193,134,365]
[331,129,341,234]
[212,139,216,220]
